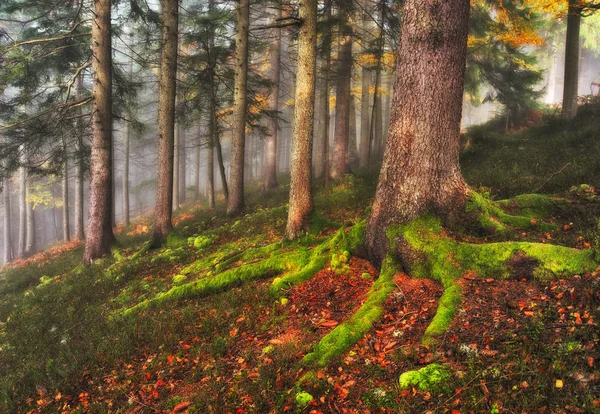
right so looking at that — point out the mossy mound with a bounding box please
[398,363,452,393]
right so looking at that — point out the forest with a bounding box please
[0,0,600,412]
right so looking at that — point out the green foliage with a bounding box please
[398,363,452,393]
[295,391,314,407]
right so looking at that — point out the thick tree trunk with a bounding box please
[151,0,179,246]
[227,0,250,216]
[366,0,471,265]
[285,0,317,239]
[62,137,70,241]
[3,177,13,263]
[18,160,26,257]
[330,1,353,180]
[359,67,371,169]
[263,5,281,190]
[84,0,116,262]
[74,75,85,241]
[561,0,581,120]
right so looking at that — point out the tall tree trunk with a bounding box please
[348,95,358,167]
[207,135,215,208]
[84,0,116,262]
[62,137,70,241]
[215,135,228,201]
[315,0,332,183]
[285,0,317,239]
[3,176,13,263]
[374,74,383,158]
[25,178,35,256]
[561,0,581,120]
[206,0,219,208]
[195,124,201,201]
[227,0,250,216]
[366,0,470,265]
[245,133,254,182]
[151,0,179,246]
[178,126,186,204]
[74,74,85,241]
[173,122,180,211]
[263,4,281,190]
[359,67,371,169]
[330,0,353,180]
[123,107,131,227]
[18,158,26,257]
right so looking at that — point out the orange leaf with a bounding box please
[173,401,192,412]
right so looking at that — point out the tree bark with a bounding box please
[178,126,186,204]
[123,105,131,227]
[74,74,85,241]
[84,0,116,262]
[62,137,70,241]
[18,157,26,257]
[227,0,250,216]
[195,124,201,201]
[173,122,180,211]
[151,0,179,247]
[315,0,332,183]
[285,0,317,239]
[561,0,581,120]
[3,176,13,263]
[25,177,35,256]
[263,4,281,190]
[207,0,218,208]
[348,94,358,167]
[359,66,371,169]
[330,0,353,180]
[366,0,471,265]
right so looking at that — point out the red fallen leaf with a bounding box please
[173,402,192,413]
[374,340,381,352]
[523,311,535,317]
[182,344,191,350]
[167,355,174,365]
[248,372,260,378]
[588,357,594,367]
[574,312,582,324]
[320,320,338,328]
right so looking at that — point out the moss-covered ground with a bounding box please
[2,108,600,412]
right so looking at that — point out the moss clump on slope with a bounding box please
[398,363,452,393]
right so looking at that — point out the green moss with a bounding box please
[165,231,187,248]
[398,363,452,393]
[302,255,397,367]
[172,275,188,285]
[496,193,567,218]
[190,235,213,250]
[422,284,462,345]
[295,391,314,407]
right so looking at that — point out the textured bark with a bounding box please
[263,5,281,190]
[62,137,70,241]
[18,160,26,257]
[366,0,471,265]
[227,0,250,216]
[3,176,13,263]
[195,124,201,201]
[285,0,317,239]
[151,0,179,247]
[74,74,85,241]
[84,0,116,262]
[373,74,383,158]
[561,0,581,120]
[348,95,358,167]
[207,0,218,207]
[330,1,353,180]
[359,67,371,169]
[215,134,228,201]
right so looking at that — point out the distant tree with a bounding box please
[366,0,470,264]
[227,0,250,216]
[3,175,13,263]
[151,0,179,247]
[286,0,317,239]
[314,0,332,182]
[84,0,116,262]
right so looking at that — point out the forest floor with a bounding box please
[2,106,600,413]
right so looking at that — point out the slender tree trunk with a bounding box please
[366,0,470,265]
[263,4,281,190]
[207,135,215,208]
[374,74,383,157]
[286,0,317,239]
[151,0,179,246]
[195,124,201,201]
[74,74,85,241]
[3,176,13,263]
[173,122,180,211]
[25,178,35,256]
[179,126,186,204]
[62,137,70,241]
[561,0,581,120]
[348,95,358,167]
[206,0,218,208]
[245,133,254,182]
[18,158,26,257]
[84,0,116,262]
[215,135,228,201]
[330,0,353,180]
[359,67,371,169]
[316,0,332,183]
[123,108,131,227]
[227,0,250,216]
